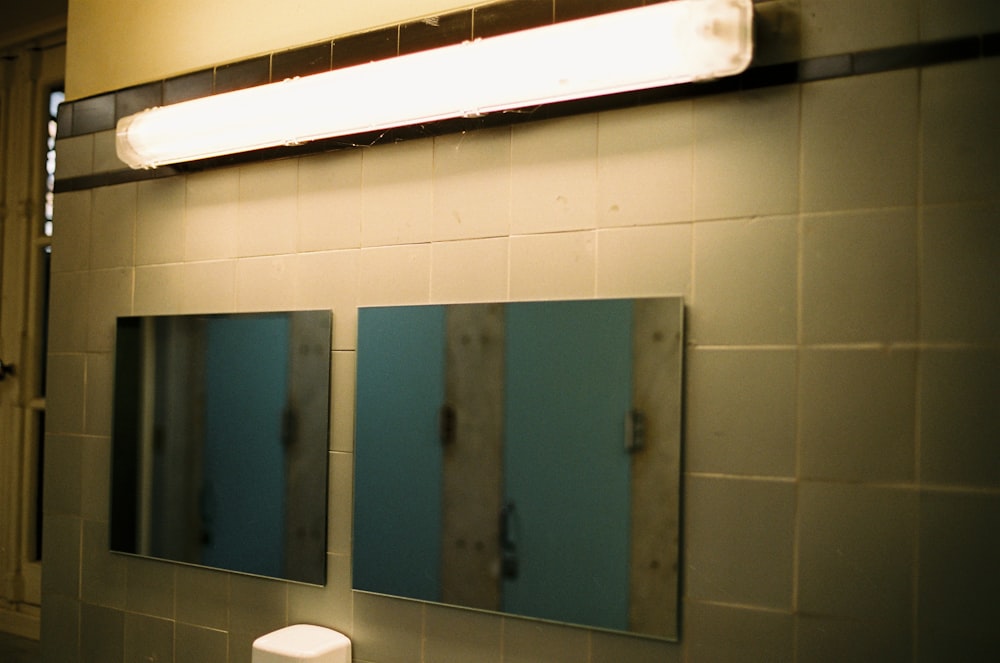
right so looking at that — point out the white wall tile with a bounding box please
[361,140,434,247]
[90,183,136,269]
[238,159,299,257]
[134,263,185,315]
[358,244,432,305]
[597,101,693,228]
[511,115,598,234]
[43,435,82,517]
[919,348,1000,487]
[182,260,237,314]
[81,519,126,608]
[174,624,228,663]
[92,130,122,174]
[295,249,359,347]
[918,491,1000,658]
[353,593,423,663]
[228,575,287,638]
[174,566,229,630]
[84,352,114,437]
[796,606,912,662]
[424,604,502,663]
[801,208,918,344]
[509,231,596,300]
[124,614,173,663]
[596,224,691,298]
[799,349,917,482]
[691,215,798,345]
[503,618,590,663]
[298,150,363,251]
[235,254,297,311]
[40,514,81,597]
[79,437,110,521]
[920,202,1000,344]
[684,602,794,663]
[39,594,81,662]
[430,237,509,303]
[86,267,133,352]
[52,190,93,273]
[55,134,94,179]
[685,348,797,477]
[328,451,354,555]
[684,476,796,609]
[331,351,356,452]
[921,58,1000,205]
[798,482,917,623]
[433,127,511,241]
[286,552,351,627]
[125,558,175,619]
[185,168,240,261]
[801,70,919,213]
[48,270,90,353]
[592,629,680,663]
[80,604,124,663]
[136,177,186,265]
[693,87,799,221]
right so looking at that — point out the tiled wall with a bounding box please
[43,1,1000,662]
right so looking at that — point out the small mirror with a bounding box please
[110,310,332,585]
[353,298,683,639]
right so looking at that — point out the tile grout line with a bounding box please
[911,46,927,663]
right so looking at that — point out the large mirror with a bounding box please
[353,298,683,639]
[110,310,332,585]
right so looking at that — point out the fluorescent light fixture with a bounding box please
[116,0,753,169]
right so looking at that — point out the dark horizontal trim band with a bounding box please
[56,165,184,192]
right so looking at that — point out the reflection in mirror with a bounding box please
[354,298,683,639]
[110,310,332,585]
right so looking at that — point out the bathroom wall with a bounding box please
[63,0,475,100]
[43,0,1000,661]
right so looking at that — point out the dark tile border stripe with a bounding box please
[58,166,185,191]
[54,0,1000,194]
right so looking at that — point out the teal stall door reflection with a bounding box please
[202,315,289,577]
[502,300,631,630]
[354,301,632,630]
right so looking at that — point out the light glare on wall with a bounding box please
[116,0,753,169]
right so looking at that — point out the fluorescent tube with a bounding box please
[116,0,753,169]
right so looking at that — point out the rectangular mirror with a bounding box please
[110,310,332,585]
[353,298,683,639]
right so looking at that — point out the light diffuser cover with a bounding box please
[116,0,753,169]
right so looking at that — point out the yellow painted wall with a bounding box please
[66,0,476,99]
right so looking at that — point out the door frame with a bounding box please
[0,31,65,639]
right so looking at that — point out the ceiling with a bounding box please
[0,0,68,46]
